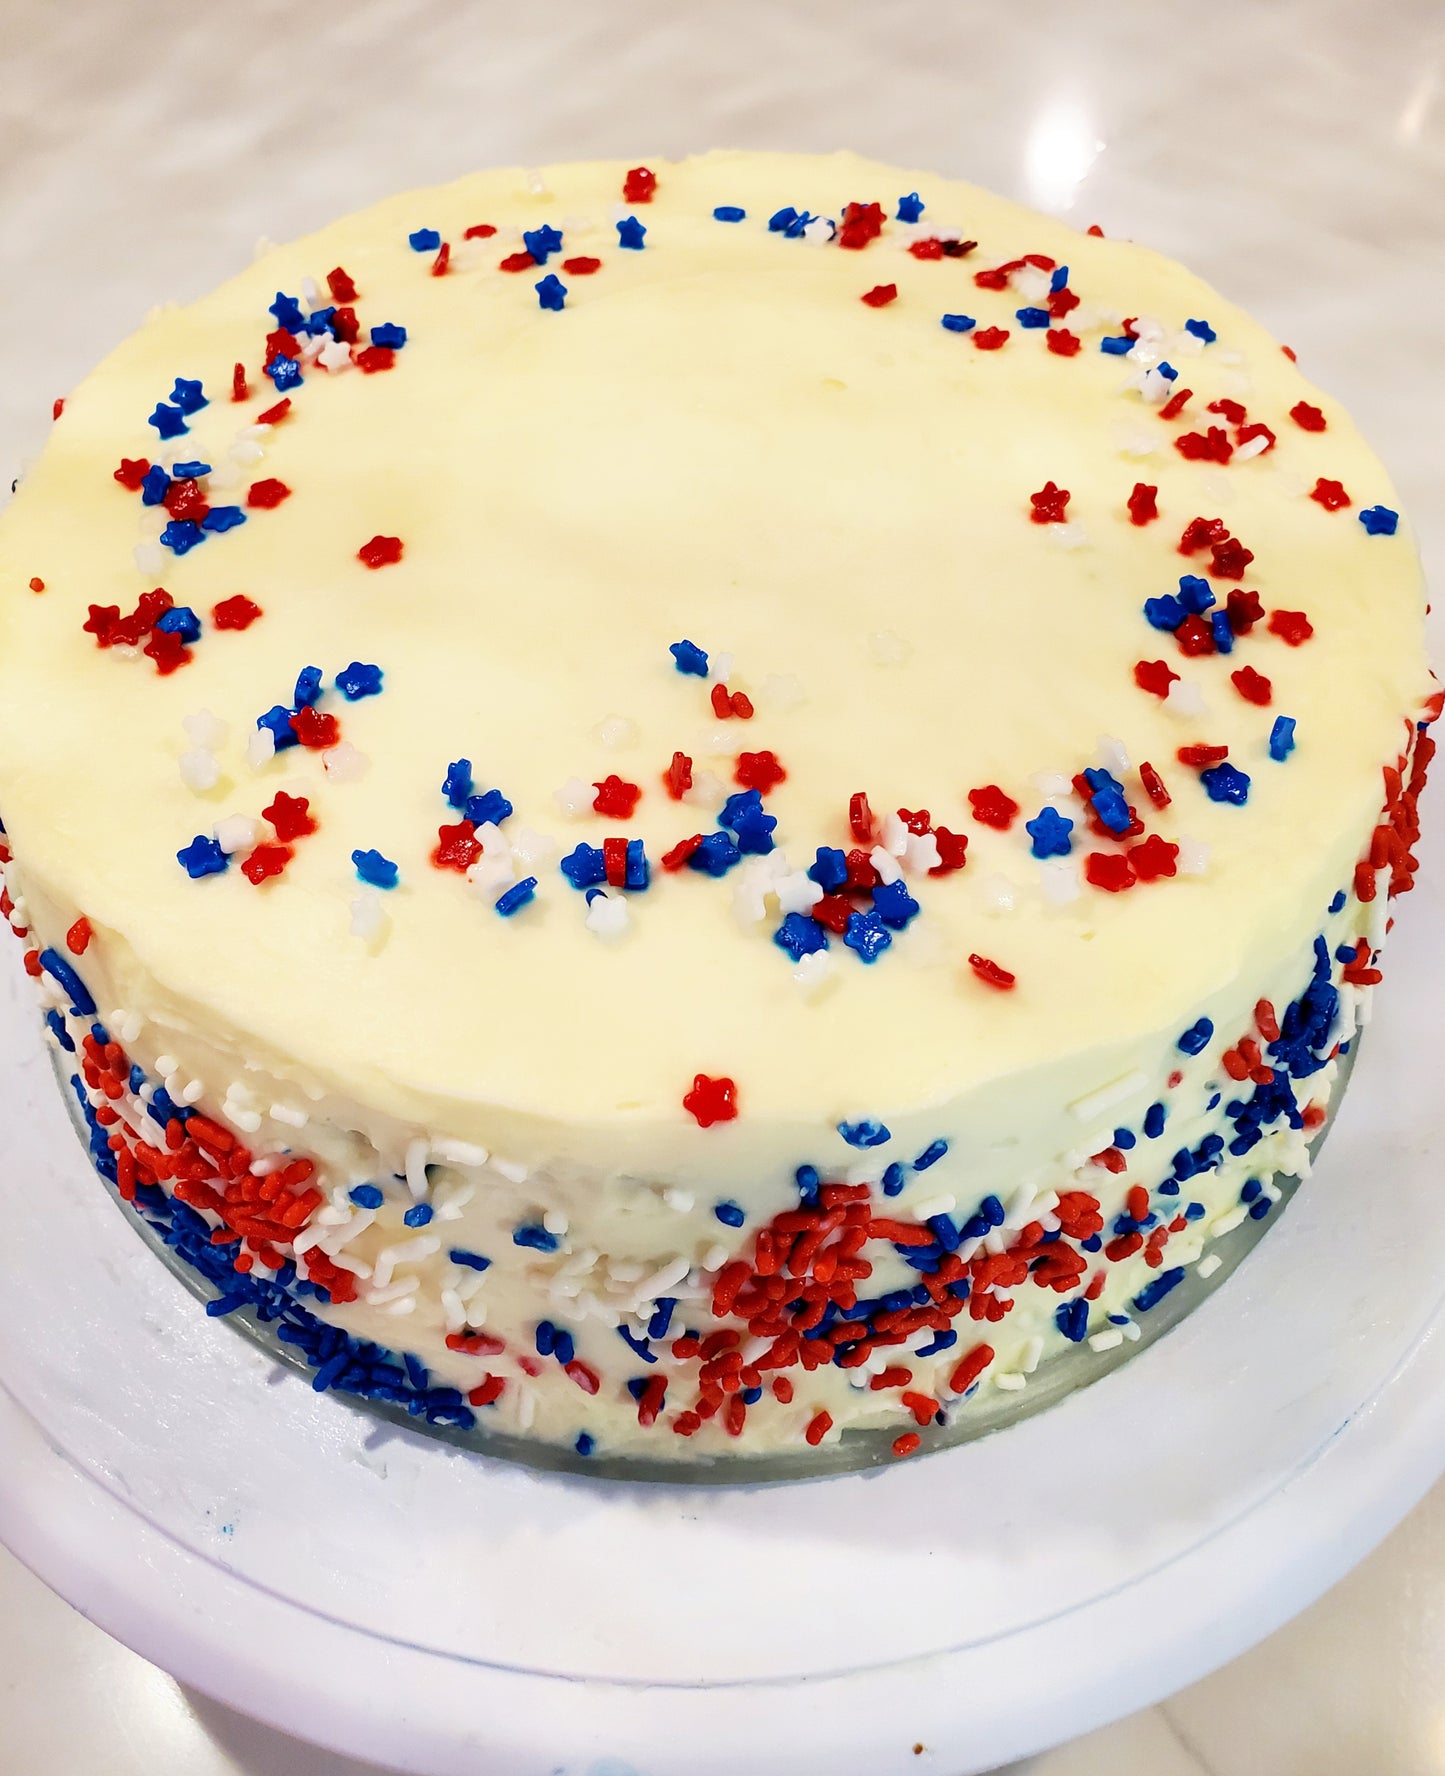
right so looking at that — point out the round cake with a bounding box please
[0,151,1433,1466]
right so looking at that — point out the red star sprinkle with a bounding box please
[231,363,249,402]
[1236,421,1276,454]
[52,398,64,419]
[255,397,292,425]
[212,595,262,631]
[1231,665,1273,706]
[1174,426,1233,463]
[1133,659,1179,698]
[263,792,317,841]
[330,307,360,344]
[735,751,786,792]
[1128,835,1179,881]
[592,775,642,818]
[113,457,150,490]
[909,238,944,260]
[1310,477,1351,511]
[623,166,657,203]
[1029,481,1071,524]
[327,266,358,302]
[810,894,854,933]
[1085,853,1136,893]
[1174,613,1215,657]
[661,834,703,870]
[1178,515,1228,555]
[164,478,209,521]
[247,477,291,509]
[431,241,451,277]
[499,251,537,272]
[968,785,1019,829]
[849,791,876,843]
[1158,387,1193,422]
[354,345,396,374]
[1139,762,1171,809]
[1047,285,1080,318]
[929,826,969,874]
[433,820,481,872]
[143,629,192,675]
[897,808,932,835]
[1268,609,1314,646]
[968,953,1016,990]
[66,917,92,955]
[1290,401,1327,432]
[603,837,628,887]
[1045,328,1081,357]
[1127,482,1159,525]
[972,326,1009,350]
[562,256,601,275]
[241,844,293,885]
[1208,398,1248,425]
[664,751,693,799]
[1226,589,1264,634]
[1177,743,1229,766]
[710,683,754,719]
[838,201,885,250]
[860,283,898,307]
[358,535,403,569]
[28,577,44,593]
[845,848,881,890]
[289,707,340,749]
[683,1074,738,1127]
[1209,537,1254,580]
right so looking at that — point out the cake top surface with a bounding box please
[0,150,1428,1160]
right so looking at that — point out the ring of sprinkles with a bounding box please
[0,150,1434,1465]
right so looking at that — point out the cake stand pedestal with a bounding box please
[2,860,1443,1776]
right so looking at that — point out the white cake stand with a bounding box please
[2,834,1443,1776]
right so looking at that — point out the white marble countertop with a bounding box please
[2,0,1443,1770]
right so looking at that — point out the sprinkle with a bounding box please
[1084,853,1135,893]
[1358,505,1399,536]
[499,251,537,273]
[1099,335,1134,355]
[622,166,656,203]
[1231,665,1272,706]
[1289,401,1327,432]
[1268,609,1314,646]
[240,844,292,885]
[494,877,537,916]
[616,216,647,250]
[861,284,898,308]
[1200,761,1251,804]
[713,205,746,222]
[433,820,481,873]
[408,227,441,252]
[350,1184,384,1209]
[593,775,642,818]
[892,1433,922,1458]
[159,519,204,555]
[66,917,92,955]
[968,953,1016,990]
[669,638,709,676]
[535,274,568,311]
[684,1074,738,1127]
[1015,306,1050,329]
[562,257,601,276]
[178,835,228,878]
[255,397,292,425]
[940,314,975,333]
[289,707,340,749]
[1134,659,1179,698]
[354,345,395,374]
[352,849,399,889]
[263,792,317,841]
[1183,318,1216,343]
[1127,483,1159,525]
[774,911,828,960]
[713,1200,745,1228]
[838,1119,890,1149]
[358,535,403,568]
[246,477,290,509]
[1269,716,1297,761]
[1028,482,1071,524]
[156,605,202,643]
[37,948,96,1014]
[968,785,1019,829]
[1025,806,1074,857]
[972,326,1009,350]
[1177,1017,1214,1055]
[336,661,384,700]
[1128,834,1178,881]
[513,1223,559,1252]
[734,751,786,792]
[1310,477,1351,512]
[843,909,891,962]
[170,377,207,414]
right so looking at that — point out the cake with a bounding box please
[0,152,1433,1467]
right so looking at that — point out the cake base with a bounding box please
[3,854,1445,1775]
